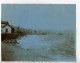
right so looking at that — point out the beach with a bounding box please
[1,34,76,61]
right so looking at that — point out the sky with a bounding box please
[1,4,76,31]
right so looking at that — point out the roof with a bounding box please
[1,20,14,28]
[1,20,9,24]
[2,24,14,29]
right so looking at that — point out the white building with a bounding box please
[1,21,14,33]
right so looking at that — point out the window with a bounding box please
[5,28,8,33]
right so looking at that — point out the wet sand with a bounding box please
[1,35,76,61]
[1,42,54,61]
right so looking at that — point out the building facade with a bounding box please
[1,20,14,33]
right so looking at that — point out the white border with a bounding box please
[1,0,76,4]
[0,0,79,63]
[76,1,80,63]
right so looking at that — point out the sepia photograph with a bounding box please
[1,4,76,62]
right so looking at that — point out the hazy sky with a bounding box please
[1,4,76,31]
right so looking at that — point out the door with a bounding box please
[5,28,8,33]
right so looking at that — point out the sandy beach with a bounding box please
[1,35,76,61]
[1,42,54,61]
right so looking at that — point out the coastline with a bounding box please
[1,35,76,61]
[1,42,53,61]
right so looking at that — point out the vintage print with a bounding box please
[1,4,76,61]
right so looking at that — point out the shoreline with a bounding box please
[1,35,76,61]
[1,42,54,61]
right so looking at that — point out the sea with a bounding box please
[16,33,76,61]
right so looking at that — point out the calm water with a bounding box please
[17,34,76,61]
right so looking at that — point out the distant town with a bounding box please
[1,20,74,43]
[1,20,50,40]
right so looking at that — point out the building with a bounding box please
[1,20,14,33]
